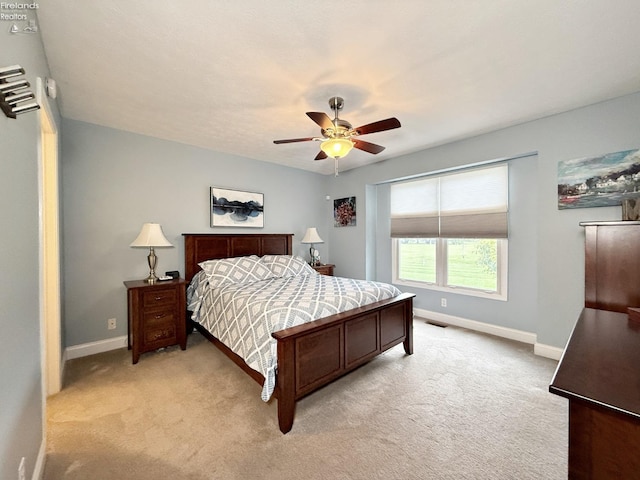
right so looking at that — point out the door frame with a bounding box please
[37,77,62,400]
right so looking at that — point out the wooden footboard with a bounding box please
[272,292,414,433]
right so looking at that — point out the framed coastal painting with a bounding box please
[334,196,356,227]
[210,187,264,227]
[557,148,640,209]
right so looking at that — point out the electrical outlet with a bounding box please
[18,457,25,480]
[441,298,447,307]
[108,318,116,330]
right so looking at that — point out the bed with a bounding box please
[183,233,415,433]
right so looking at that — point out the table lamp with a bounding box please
[130,223,173,283]
[301,227,324,266]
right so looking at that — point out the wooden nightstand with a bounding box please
[124,278,187,364]
[311,263,335,276]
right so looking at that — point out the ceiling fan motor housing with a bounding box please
[322,119,352,139]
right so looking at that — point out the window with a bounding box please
[391,165,508,299]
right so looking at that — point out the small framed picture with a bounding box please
[334,196,356,227]
[210,187,264,228]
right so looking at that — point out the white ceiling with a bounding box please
[36,1,640,175]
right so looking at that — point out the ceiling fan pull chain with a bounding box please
[334,157,339,177]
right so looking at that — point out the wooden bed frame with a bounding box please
[183,233,415,433]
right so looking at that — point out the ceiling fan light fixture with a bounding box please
[320,137,353,158]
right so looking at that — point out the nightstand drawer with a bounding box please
[143,325,177,346]
[142,308,177,328]
[312,264,334,276]
[142,288,177,308]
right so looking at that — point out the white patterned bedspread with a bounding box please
[188,271,402,401]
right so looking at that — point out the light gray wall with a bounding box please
[326,92,640,348]
[0,26,60,480]
[61,119,330,346]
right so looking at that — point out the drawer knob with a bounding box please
[155,313,166,319]
[154,296,164,301]
[154,330,166,340]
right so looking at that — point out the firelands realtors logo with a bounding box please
[1,2,39,33]
[1,3,39,20]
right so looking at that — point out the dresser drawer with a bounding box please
[142,288,177,308]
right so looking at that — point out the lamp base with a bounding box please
[146,247,158,283]
[309,245,320,266]
[145,274,158,284]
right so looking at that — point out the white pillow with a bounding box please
[260,255,316,278]
[198,255,275,287]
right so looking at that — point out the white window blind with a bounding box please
[389,176,439,237]
[390,164,508,238]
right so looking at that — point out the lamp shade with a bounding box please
[320,138,354,158]
[130,223,173,247]
[301,227,324,244]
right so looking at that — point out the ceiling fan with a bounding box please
[273,97,401,175]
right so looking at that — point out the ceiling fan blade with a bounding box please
[306,112,334,130]
[352,138,386,155]
[273,137,316,144]
[314,150,328,160]
[354,117,401,136]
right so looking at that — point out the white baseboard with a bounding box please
[533,342,564,361]
[33,437,46,480]
[414,308,561,361]
[65,335,128,360]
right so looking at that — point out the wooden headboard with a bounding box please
[182,233,293,281]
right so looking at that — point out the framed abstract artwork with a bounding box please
[557,148,640,209]
[210,187,264,228]
[334,196,356,227]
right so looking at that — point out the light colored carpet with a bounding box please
[44,320,567,479]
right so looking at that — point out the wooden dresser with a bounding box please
[549,221,640,479]
[124,278,187,364]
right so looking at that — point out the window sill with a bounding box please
[394,278,507,302]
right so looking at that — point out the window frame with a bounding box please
[392,237,508,301]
